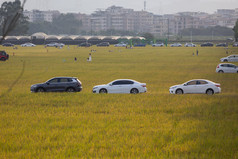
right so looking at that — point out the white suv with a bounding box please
[216,63,238,73]
[220,55,238,62]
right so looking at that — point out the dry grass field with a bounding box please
[0,45,238,158]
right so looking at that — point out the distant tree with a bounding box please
[180,26,233,36]
[0,0,28,36]
[51,13,82,34]
[142,32,154,41]
[27,13,82,35]
[233,19,238,42]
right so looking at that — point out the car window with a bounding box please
[59,78,69,83]
[187,81,196,85]
[228,64,235,68]
[221,64,228,67]
[48,78,59,83]
[121,80,134,85]
[112,81,123,85]
[197,80,208,85]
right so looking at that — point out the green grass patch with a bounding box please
[0,45,238,158]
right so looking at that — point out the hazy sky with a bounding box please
[1,0,238,15]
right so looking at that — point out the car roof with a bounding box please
[111,79,139,82]
[50,77,77,79]
[186,79,213,83]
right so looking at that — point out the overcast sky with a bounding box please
[1,0,238,15]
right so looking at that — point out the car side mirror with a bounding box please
[184,84,187,86]
[109,84,112,86]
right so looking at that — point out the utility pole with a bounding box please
[167,19,169,41]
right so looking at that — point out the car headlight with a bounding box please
[93,87,98,90]
[31,85,37,88]
[170,86,177,89]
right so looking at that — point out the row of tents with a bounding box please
[1,32,146,45]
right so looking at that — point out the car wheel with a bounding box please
[218,70,224,73]
[176,89,183,94]
[224,59,228,62]
[206,89,214,95]
[66,87,75,92]
[36,87,45,92]
[130,88,139,94]
[99,89,107,94]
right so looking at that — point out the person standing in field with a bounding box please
[196,49,199,56]
[87,53,92,62]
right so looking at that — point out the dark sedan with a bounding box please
[200,42,214,47]
[31,77,82,92]
[79,42,92,47]
[96,42,110,47]
[216,43,228,47]
[2,43,14,47]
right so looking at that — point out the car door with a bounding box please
[221,64,229,73]
[120,80,134,93]
[228,64,237,73]
[107,81,123,93]
[58,78,70,91]
[183,80,197,93]
[45,78,60,92]
[235,56,238,62]
[228,56,235,62]
[196,80,208,93]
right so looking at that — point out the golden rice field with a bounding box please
[0,45,238,158]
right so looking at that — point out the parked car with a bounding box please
[2,43,14,47]
[79,42,91,47]
[134,44,146,47]
[233,43,238,47]
[114,43,127,47]
[21,42,36,47]
[216,43,228,47]
[170,43,182,47]
[0,51,9,61]
[169,79,221,95]
[200,42,213,47]
[45,42,64,47]
[152,43,164,47]
[184,43,196,47]
[220,55,238,62]
[97,42,110,47]
[30,77,82,93]
[216,63,238,73]
[92,79,147,94]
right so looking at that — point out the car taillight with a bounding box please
[215,84,220,87]
[141,84,146,87]
[217,65,219,68]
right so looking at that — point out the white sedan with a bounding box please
[152,43,164,47]
[216,63,238,73]
[169,79,221,95]
[220,55,238,62]
[170,43,182,47]
[184,43,196,47]
[21,43,36,47]
[93,79,147,94]
[114,43,127,47]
